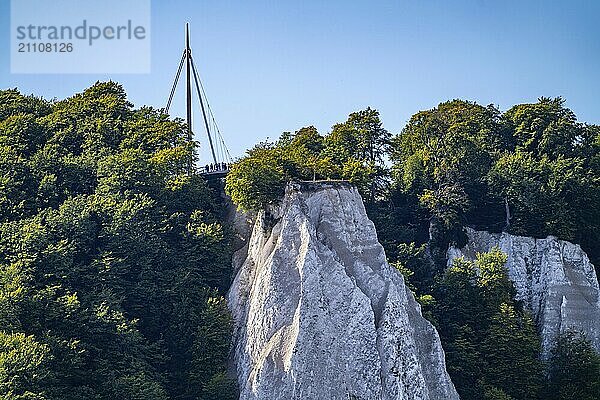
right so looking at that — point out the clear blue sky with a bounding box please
[1,0,599,161]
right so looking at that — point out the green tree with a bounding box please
[489,98,600,264]
[504,97,583,159]
[391,100,508,224]
[0,83,237,399]
[434,248,543,400]
[545,332,600,400]
[390,100,509,266]
[325,107,391,202]
[225,142,286,211]
[226,108,391,212]
[0,332,51,400]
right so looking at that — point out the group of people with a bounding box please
[203,162,229,173]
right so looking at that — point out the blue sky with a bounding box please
[1,0,599,161]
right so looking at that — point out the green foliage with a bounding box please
[190,296,238,399]
[226,108,391,211]
[326,108,390,166]
[488,151,591,239]
[325,107,391,201]
[201,373,239,400]
[388,96,600,266]
[0,83,236,399]
[482,385,514,400]
[390,243,436,296]
[545,332,600,400]
[434,248,544,400]
[504,97,582,159]
[391,100,507,232]
[0,332,51,400]
[225,143,286,211]
[3,83,600,400]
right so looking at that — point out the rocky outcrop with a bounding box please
[229,182,459,400]
[448,228,600,357]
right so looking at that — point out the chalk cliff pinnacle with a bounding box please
[229,181,459,400]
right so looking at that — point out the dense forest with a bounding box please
[226,99,600,400]
[0,83,237,399]
[2,82,600,399]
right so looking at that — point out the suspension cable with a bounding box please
[165,27,233,169]
[165,51,186,112]
[189,59,233,163]
[189,55,218,165]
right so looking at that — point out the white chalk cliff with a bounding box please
[448,228,600,357]
[228,182,459,400]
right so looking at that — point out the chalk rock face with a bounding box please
[448,228,600,356]
[228,182,459,400]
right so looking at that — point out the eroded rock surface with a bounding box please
[229,182,459,400]
[448,228,600,357]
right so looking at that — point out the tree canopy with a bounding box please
[2,83,599,400]
[225,107,391,211]
[433,249,544,400]
[545,331,600,400]
[0,83,237,399]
